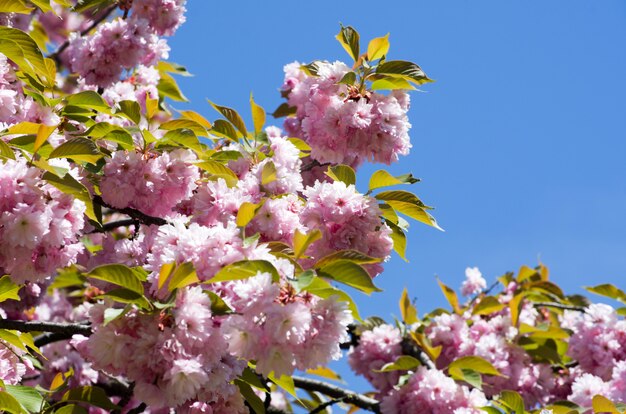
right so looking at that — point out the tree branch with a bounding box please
[92,195,168,227]
[50,5,118,65]
[401,336,436,370]
[89,218,139,233]
[533,302,586,312]
[292,376,380,413]
[309,396,348,414]
[0,319,92,336]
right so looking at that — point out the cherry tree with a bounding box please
[0,1,625,413]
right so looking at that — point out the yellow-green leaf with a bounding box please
[208,100,247,137]
[399,287,418,324]
[592,395,620,413]
[0,391,27,414]
[0,27,53,87]
[160,119,208,136]
[48,138,102,164]
[335,25,360,62]
[261,161,277,185]
[250,94,266,136]
[437,279,460,314]
[178,110,212,129]
[236,201,262,227]
[42,171,98,223]
[448,356,503,379]
[315,250,382,268]
[376,355,420,372]
[0,0,34,13]
[376,60,432,86]
[34,124,56,153]
[369,170,419,191]
[367,33,390,61]
[472,296,506,316]
[306,367,343,382]
[0,276,21,303]
[293,229,322,259]
[87,264,144,295]
[326,164,356,186]
[317,260,381,295]
[210,260,279,284]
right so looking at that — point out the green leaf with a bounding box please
[160,119,208,136]
[29,0,53,12]
[0,276,21,303]
[448,356,503,379]
[386,200,443,231]
[261,161,277,185]
[385,219,407,261]
[472,296,506,316]
[4,385,45,413]
[337,71,357,85]
[0,0,34,13]
[479,407,503,414]
[42,171,98,223]
[367,33,390,61]
[315,250,382,268]
[376,60,432,85]
[317,260,381,295]
[87,264,144,295]
[72,0,113,13]
[585,284,626,303]
[376,355,420,372]
[288,137,311,153]
[293,229,322,259]
[34,124,56,154]
[0,27,53,87]
[290,270,316,292]
[210,260,280,284]
[204,290,233,315]
[375,190,428,207]
[369,171,419,191]
[0,139,15,160]
[81,122,134,150]
[96,288,151,309]
[235,380,266,414]
[161,128,203,153]
[157,72,188,101]
[194,160,238,185]
[210,119,240,142]
[497,390,525,414]
[399,287,418,324]
[592,395,620,414]
[236,201,263,227]
[370,76,416,91]
[457,368,483,389]
[0,391,27,414]
[117,100,141,124]
[103,307,126,326]
[65,91,111,113]
[48,138,102,164]
[54,405,88,414]
[437,279,461,314]
[326,164,356,186]
[306,367,343,382]
[62,386,119,411]
[250,94,266,136]
[167,262,199,291]
[272,103,297,118]
[335,25,360,62]
[268,372,297,398]
[178,110,212,129]
[208,101,247,137]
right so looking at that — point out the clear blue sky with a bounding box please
[168,0,626,399]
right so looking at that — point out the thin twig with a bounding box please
[93,195,168,227]
[533,302,586,312]
[309,396,348,414]
[401,336,436,370]
[50,5,118,65]
[0,319,92,336]
[292,376,380,413]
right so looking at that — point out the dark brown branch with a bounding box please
[50,5,118,65]
[533,302,586,312]
[34,332,78,347]
[401,336,436,370]
[0,319,92,336]
[93,195,168,227]
[89,218,138,233]
[292,376,380,413]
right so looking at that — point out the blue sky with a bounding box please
[168,0,626,398]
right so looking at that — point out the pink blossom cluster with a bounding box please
[282,61,412,168]
[301,180,393,275]
[131,0,187,36]
[0,340,33,386]
[425,312,555,406]
[100,149,199,217]
[348,324,404,394]
[66,18,169,87]
[101,65,160,112]
[461,266,487,296]
[224,272,352,377]
[74,287,247,411]
[380,366,487,414]
[0,157,85,284]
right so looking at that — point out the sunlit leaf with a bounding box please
[399,287,418,324]
[376,355,420,372]
[367,33,390,61]
[317,260,381,295]
[326,164,356,186]
[48,138,102,164]
[293,229,322,259]
[0,276,21,303]
[87,264,144,295]
[210,260,279,283]
[335,25,360,61]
